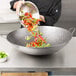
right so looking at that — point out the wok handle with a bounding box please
[69,27,76,35]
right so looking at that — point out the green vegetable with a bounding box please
[32,25,38,31]
[32,32,36,36]
[45,43,51,47]
[38,31,43,36]
[25,36,32,40]
[0,51,8,59]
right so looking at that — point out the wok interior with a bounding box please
[7,26,72,47]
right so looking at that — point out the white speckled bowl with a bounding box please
[0,57,8,63]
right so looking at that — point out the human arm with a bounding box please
[40,0,61,26]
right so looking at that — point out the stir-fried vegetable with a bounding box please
[19,12,51,48]
[0,51,8,59]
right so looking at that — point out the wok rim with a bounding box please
[7,26,72,49]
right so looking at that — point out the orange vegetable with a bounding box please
[19,12,50,47]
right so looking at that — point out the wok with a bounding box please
[7,26,75,55]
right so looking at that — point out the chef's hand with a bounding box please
[40,15,45,22]
[13,1,24,15]
[13,1,45,22]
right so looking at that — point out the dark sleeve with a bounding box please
[40,0,61,26]
[10,0,19,11]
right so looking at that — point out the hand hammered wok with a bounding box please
[7,26,75,55]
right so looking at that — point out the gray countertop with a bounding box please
[0,36,76,72]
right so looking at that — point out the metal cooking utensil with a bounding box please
[19,1,40,27]
[19,1,40,19]
[7,26,76,55]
